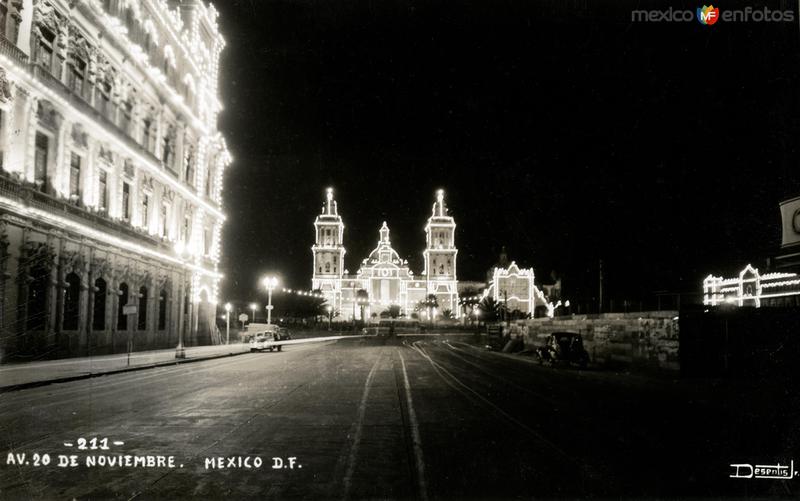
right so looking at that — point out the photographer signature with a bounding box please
[730,460,797,479]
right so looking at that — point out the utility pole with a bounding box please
[224,303,231,345]
[598,259,604,314]
[352,296,358,333]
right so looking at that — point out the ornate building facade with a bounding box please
[0,0,230,361]
[311,188,459,319]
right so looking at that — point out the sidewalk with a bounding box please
[0,344,251,393]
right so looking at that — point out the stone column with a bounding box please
[55,18,68,81]
[0,221,10,361]
[77,249,89,353]
[110,265,119,352]
[48,235,62,352]
[54,118,69,196]
[24,94,38,183]
[85,255,96,356]
[14,228,29,350]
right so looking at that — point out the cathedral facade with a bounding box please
[311,188,459,319]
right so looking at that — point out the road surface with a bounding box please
[0,337,796,499]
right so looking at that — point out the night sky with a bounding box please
[213,0,799,309]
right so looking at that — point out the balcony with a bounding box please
[0,170,171,253]
[0,35,28,65]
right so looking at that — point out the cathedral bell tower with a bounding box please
[312,188,346,310]
[423,189,459,316]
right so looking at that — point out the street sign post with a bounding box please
[124,304,138,367]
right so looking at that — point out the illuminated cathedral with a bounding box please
[311,188,459,319]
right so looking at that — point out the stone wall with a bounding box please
[507,311,680,372]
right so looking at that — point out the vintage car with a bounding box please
[250,332,282,352]
[249,326,291,352]
[535,332,590,369]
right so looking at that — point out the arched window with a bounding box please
[27,264,49,331]
[142,118,153,152]
[63,272,81,330]
[143,33,152,58]
[120,98,133,135]
[158,289,167,330]
[117,283,129,330]
[93,277,107,330]
[68,57,86,97]
[162,133,174,166]
[325,262,331,273]
[138,286,148,330]
[98,79,113,120]
[36,27,55,72]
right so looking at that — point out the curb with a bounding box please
[0,349,252,394]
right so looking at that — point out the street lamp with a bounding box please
[173,243,190,360]
[326,305,333,331]
[249,303,257,324]
[262,276,279,325]
[224,303,232,345]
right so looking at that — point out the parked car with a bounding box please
[249,325,291,352]
[535,332,590,369]
[250,332,281,352]
[263,324,291,340]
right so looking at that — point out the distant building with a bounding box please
[703,195,800,308]
[0,0,231,361]
[312,188,459,319]
[484,261,558,316]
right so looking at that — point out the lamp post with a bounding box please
[224,303,232,345]
[249,303,257,324]
[262,276,279,325]
[326,305,333,331]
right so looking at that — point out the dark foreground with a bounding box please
[0,337,797,499]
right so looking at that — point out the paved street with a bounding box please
[0,336,796,499]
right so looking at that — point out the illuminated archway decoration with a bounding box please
[703,264,800,308]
